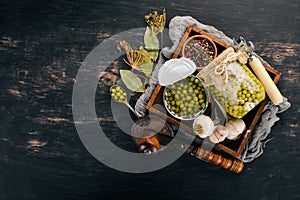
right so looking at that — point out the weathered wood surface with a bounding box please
[0,0,299,199]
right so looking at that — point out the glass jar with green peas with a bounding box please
[163,75,209,120]
[208,62,265,118]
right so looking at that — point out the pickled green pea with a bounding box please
[110,85,127,102]
[256,93,261,99]
[165,75,207,118]
[208,63,266,118]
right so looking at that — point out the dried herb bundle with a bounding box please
[145,8,166,36]
[115,9,167,93]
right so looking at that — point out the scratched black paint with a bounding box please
[0,0,299,199]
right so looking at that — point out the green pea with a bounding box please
[256,93,261,99]
[165,76,208,117]
[198,94,204,99]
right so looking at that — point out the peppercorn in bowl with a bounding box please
[182,35,217,70]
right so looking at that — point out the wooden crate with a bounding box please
[146,25,282,159]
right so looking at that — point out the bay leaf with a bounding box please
[139,46,159,63]
[120,70,144,92]
[140,63,153,78]
[144,26,159,50]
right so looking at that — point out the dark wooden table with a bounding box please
[0,0,299,199]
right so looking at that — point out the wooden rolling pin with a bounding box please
[249,56,283,105]
[186,146,244,173]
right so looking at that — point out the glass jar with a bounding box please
[202,61,265,118]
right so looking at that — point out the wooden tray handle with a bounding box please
[186,146,244,173]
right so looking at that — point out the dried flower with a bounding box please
[118,40,131,53]
[124,50,147,70]
[145,8,166,36]
[118,41,146,70]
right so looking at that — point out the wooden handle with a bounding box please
[249,56,283,105]
[186,146,244,173]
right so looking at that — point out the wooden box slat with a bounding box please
[146,25,282,159]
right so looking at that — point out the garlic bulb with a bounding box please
[193,115,214,138]
[158,57,196,86]
[209,125,229,143]
[225,118,246,140]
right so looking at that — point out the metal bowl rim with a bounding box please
[162,75,209,121]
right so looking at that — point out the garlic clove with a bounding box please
[209,125,229,143]
[158,57,196,86]
[225,118,246,140]
[192,115,214,138]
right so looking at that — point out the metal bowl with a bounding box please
[182,35,217,70]
[163,75,209,121]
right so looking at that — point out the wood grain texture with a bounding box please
[0,0,299,199]
[186,146,244,173]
